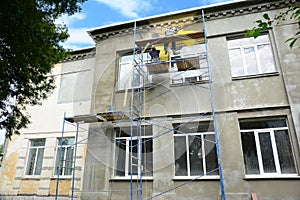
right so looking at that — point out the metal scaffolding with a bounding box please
[55,10,226,200]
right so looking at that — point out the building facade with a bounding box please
[0,0,300,199]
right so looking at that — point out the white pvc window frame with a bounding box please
[118,53,151,90]
[228,34,276,77]
[114,135,153,178]
[25,139,45,176]
[55,137,75,177]
[241,127,297,177]
[174,131,219,178]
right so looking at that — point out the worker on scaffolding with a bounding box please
[149,47,160,62]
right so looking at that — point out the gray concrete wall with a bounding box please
[82,3,300,200]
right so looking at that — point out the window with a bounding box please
[55,138,75,176]
[240,118,297,176]
[114,126,153,178]
[227,35,276,77]
[118,53,151,90]
[170,44,208,84]
[173,122,219,177]
[25,139,45,176]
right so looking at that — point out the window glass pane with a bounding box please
[133,70,142,88]
[204,134,219,175]
[56,147,66,175]
[244,47,258,75]
[240,118,286,130]
[120,54,133,63]
[188,135,203,176]
[228,38,250,48]
[174,136,188,176]
[259,132,276,173]
[31,139,45,147]
[199,59,208,76]
[119,55,143,90]
[119,63,132,90]
[228,49,244,77]
[275,130,296,174]
[55,149,60,175]
[26,148,37,175]
[241,132,259,174]
[60,138,74,146]
[117,128,130,137]
[257,44,275,73]
[174,121,213,134]
[130,140,138,176]
[116,126,152,137]
[254,34,269,43]
[34,148,44,175]
[65,147,74,175]
[115,139,126,176]
[228,36,268,48]
[142,138,153,176]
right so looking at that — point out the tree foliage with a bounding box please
[0,0,86,138]
[246,3,300,49]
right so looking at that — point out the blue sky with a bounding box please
[0,0,237,145]
[60,0,236,49]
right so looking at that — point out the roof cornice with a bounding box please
[88,0,294,42]
[62,47,96,62]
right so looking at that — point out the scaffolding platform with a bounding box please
[65,111,130,123]
[145,62,169,74]
[175,57,200,71]
[145,56,201,74]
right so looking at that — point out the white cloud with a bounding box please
[94,0,152,18]
[62,28,95,50]
[55,13,95,50]
[56,13,87,26]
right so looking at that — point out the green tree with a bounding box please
[246,3,300,49]
[0,0,86,138]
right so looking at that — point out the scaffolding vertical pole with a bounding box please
[137,26,143,200]
[71,122,79,199]
[55,113,66,200]
[202,10,226,200]
[131,20,143,200]
[129,20,138,200]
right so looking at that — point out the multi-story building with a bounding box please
[0,0,299,199]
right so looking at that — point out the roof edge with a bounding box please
[88,0,289,38]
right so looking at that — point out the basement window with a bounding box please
[240,117,297,177]
[114,126,153,178]
[173,122,219,178]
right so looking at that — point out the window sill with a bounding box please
[170,79,209,87]
[244,174,300,180]
[110,177,154,181]
[50,176,73,179]
[173,176,219,181]
[232,72,279,81]
[22,176,42,180]
[116,84,154,93]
